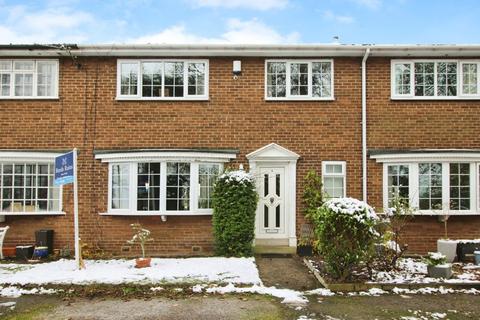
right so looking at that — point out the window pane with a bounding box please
[120,63,138,95]
[141,62,162,97]
[437,62,457,96]
[136,163,160,211]
[36,61,57,97]
[166,162,190,211]
[111,164,129,210]
[414,62,434,96]
[198,163,220,209]
[312,62,332,98]
[187,63,206,96]
[164,62,184,97]
[449,163,470,210]
[266,62,286,98]
[290,63,308,96]
[418,163,442,210]
[462,63,478,95]
[387,165,409,206]
[394,63,411,95]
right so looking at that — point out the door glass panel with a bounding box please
[275,204,280,228]
[276,174,280,197]
[264,174,269,197]
[264,205,269,228]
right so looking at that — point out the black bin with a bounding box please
[35,229,54,254]
[16,245,34,260]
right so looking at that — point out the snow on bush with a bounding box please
[218,170,254,184]
[324,197,378,224]
[424,252,447,266]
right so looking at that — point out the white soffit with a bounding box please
[370,151,480,163]
[95,151,237,163]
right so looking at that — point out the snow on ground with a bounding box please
[206,283,308,305]
[0,286,57,298]
[0,258,261,286]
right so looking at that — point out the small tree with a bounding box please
[212,170,258,257]
[127,223,153,258]
[309,197,379,282]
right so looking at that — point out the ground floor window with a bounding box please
[108,161,222,214]
[383,161,478,214]
[0,162,62,213]
[322,161,346,198]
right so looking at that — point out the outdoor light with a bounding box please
[233,60,241,79]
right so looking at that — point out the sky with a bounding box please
[0,0,479,45]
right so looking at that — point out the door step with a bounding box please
[254,245,296,255]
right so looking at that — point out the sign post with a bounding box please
[54,149,80,269]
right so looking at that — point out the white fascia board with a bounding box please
[370,152,480,163]
[0,151,62,162]
[95,151,236,163]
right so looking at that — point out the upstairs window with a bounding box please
[0,60,59,98]
[391,60,480,99]
[266,60,333,100]
[117,60,208,100]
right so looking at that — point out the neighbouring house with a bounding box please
[0,44,479,256]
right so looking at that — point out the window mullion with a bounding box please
[433,61,438,98]
[130,162,137,212]
[409,62,414,96]
[160,162,167,213]
[469,163,476,213]
[410,164,419,209]
[286,62,291,98]
[308,62,312,98]
[442,162,450,213]
[190,162,199,212]
[183,62,188,98]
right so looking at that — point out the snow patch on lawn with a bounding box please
[206,283,308,305]
[0,258,261,286]
[0,286,57,298]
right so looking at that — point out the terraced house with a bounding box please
[0,44,479,255]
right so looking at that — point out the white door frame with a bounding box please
[247,143,299,247]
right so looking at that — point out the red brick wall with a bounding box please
[366,57,480,253]
[0,56,363,256]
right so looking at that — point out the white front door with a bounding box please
[256,167,286,237]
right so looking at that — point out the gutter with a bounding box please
[362,47,370,202]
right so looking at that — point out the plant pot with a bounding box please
[457,242,480,262]
[297,245,313,257]
[474,251,480,265]
[437,239,457,263]
[135,257,151,268]
[2,247,16,258]
[427,264,452,279]
[16,245,34,261]
[33,246,49,259]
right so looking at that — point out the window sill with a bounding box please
[391,96,480,101]
[99,211,213,216]
[0,97,59,100]
[380,210,480,216]
[115,96,209,102]
[0,211,65,216]
[265,97,335,102]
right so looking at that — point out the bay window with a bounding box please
[0,162,62,214]
[391,60,480,99]
[0,60,59,98]
[378,157,479,214]
[104,159,224,215]
[117,59,208,100]
[265,60,333,100]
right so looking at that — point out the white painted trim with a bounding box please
[362,48,370,201]
[322,161,347,198]
[246,143,300,161]
[0,151,62,161]
[96,151,236,163]
[116,59,209,100]
[99,211,212,216]
[371,152,480,163]
[0,211,65,216]
[390,59,480,100]
[264,59,334,101]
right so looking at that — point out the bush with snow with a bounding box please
[424,252,447,266]
[309,197,379,281]
[212,169,258,257]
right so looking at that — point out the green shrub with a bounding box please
[212,170,258,257]
[303,169,325,218]
[309,197,379,281]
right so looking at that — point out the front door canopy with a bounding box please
[246,143,300,162]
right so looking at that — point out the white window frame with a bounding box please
[391,59,480,100]
[265,59,334,101]
[379,160,479,215]
[0,59,59,99]
[116,59,209,101]
[322,161,346,198]
[0,152,64,216]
